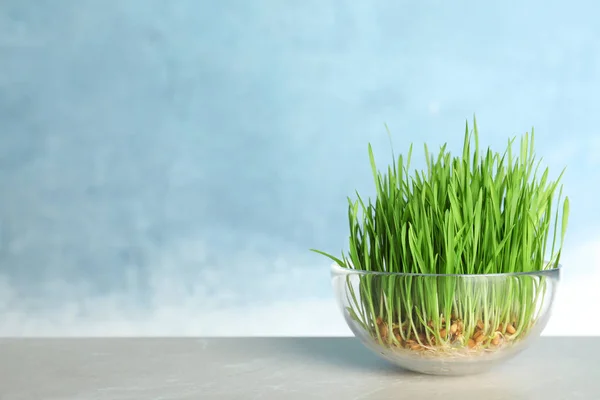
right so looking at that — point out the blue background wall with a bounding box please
[0,0,598,335]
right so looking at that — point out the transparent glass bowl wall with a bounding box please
[331,264,560,376]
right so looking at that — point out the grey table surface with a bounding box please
[0,337,597,399]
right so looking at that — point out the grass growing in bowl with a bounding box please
[312,118,569,363]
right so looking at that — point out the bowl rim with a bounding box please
[330,262,561,278]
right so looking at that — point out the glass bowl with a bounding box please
[331,263,560,376]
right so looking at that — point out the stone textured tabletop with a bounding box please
[0,337,597,399]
